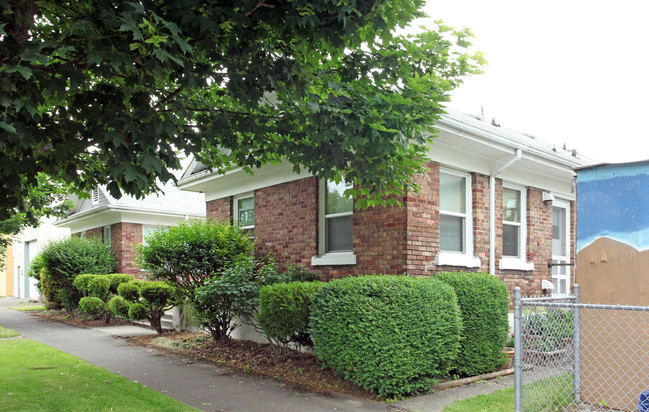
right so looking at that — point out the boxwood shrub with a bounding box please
[310,275,462,399]
[106,296,130,318]
[435,271,510,376]
[78,296,105,318]
[257,281,324,348]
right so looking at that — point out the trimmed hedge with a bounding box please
[117,281,175,334]
[107,274,135,294]
[106,296,130,318]
[310,275,462,399]
[435,271,510,376]
[79,297,105,318]
[257,281,324,348]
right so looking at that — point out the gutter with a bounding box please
[490,149,522,275]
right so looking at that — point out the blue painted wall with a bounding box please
[577,161,649,252]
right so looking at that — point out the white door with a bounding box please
[552,200,570,295]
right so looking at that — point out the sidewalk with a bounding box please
[0,302,513,411]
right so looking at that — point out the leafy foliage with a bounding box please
[192,256,310,340]
[78,297,105,319]
[0,174,72,255]
[257,281,324,350]
[31,237,117,309]
[107,274,135,294]
[117,281,175,334]
[106,296,130,318]
[1,0,483,218]
[137,220,253,299]
[435,271,510,376]
[310,275,462,399]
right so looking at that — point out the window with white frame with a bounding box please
[234,194,254,236]
[439,171,470,253]
[142,225,158,247]
[435,170,480,268]
[322,179,353,253]
[502,185,525,258]
[103,226,111,246]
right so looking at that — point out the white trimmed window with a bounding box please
[312,179,356,266]
[502,186,524,257]
[103,226,111,246]
[500,184,534,271]
[234,193,254,236]
[439,170,470,253]
[142,225,158,247]
[435,170,480,268]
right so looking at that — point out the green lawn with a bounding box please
[11,305,46,311]
[0,337,198,411]
[0,324,20,338]
[443,387,514,412]
[443,373,574,412]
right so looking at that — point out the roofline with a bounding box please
[437,114,585,169]
[55,205,205,227]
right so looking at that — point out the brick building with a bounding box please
[179,109,592,297]
[55,181,205,276]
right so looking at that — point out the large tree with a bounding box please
[1,0,484,222]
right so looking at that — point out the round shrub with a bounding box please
[73,274,96,296]
[258,281,324,347]
[128,303,148,320]
[435,271,510,376]
[87,276,111,301]
[310,275,462,399]
[78,297,105,318]
[137,220,253,299]
[117,282,141,302]
[140,282,174,307]
[107,274,135,294]
[106,296,130,318]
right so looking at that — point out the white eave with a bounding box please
[55,204,205,233]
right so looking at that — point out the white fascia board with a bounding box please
[56,206,205,233]
[435,117,583,169]
[180,162,313,202]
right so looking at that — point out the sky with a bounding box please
[408,0,649,164]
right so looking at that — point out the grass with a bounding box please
[0,325,20,338]
[11,305,46,311]
[0,338,198,411]
[443,387,514,412]
[443,373,574,412]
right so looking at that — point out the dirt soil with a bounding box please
[130,332,379,400]
[36,310,133,327]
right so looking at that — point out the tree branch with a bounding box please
[244,2,276,17]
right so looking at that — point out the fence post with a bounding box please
[573,284,581,404]
[514,286,522,412]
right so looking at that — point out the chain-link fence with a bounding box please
[514,285,649,412]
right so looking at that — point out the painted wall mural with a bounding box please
[577,161,649,253]
[576,161,649,411]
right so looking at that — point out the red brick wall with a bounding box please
[255,178,319,269]
[85,227,102,239]
[206,197,232,222]
[198,168,570,297]
[403,163,438,276]
[111,222,144,277]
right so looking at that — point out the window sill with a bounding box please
[434,253,481,268]
[311,252,357,266]
[499,258,535,271]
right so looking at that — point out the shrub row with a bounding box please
[256,271,509,399]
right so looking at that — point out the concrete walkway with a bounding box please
[0,299,514,411]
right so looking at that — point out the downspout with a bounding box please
[489,149,522,275]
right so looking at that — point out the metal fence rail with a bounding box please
[514,285,649,412]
